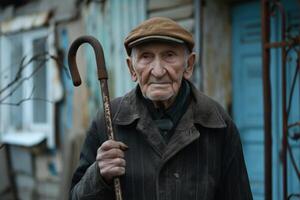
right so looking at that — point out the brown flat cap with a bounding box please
[124,17,194,55]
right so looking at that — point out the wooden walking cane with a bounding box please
[68,35,123,200]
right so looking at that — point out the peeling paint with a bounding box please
[1,11,51,34]
[202,0,232,110]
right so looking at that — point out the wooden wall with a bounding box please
[147,0,194,32]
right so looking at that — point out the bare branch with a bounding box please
[0,55,49,103]
[0,51,69,105]
[0,52,49,94]
[0,97,54,106]
[0,84,54,106]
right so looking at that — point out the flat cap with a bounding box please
[124,17,194,55]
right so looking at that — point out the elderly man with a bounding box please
[70,17,253,200]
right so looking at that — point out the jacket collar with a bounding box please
[113,81,227,129]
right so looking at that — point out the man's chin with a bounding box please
[145,92,175,102]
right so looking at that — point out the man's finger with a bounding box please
[97,148,125,160]
[100,166,126,182]
[100,158,126,167]
[100,140,128,151]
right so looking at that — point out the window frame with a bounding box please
[0,28,55,148]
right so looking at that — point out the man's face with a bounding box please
[127,42,195,108]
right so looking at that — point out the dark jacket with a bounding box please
[70,83,253,200]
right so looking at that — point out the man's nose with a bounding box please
[150,58,166,77]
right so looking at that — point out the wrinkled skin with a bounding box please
[127,42,195,108]
[97,42,195,183]
[97,140,128,183]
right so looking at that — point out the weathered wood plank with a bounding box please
[178,18,194,32]
[109,0,146,98]
[149,4,194,20]
[148,0,193,11]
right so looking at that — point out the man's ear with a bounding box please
[183,52,196,80]
[126,57,137,82]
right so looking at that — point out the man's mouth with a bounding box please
[149,81,171,85]
[151,83,168,84]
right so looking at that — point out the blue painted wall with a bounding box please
[82,0,146,118]
[232,1,300,199]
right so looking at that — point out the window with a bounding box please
[0,29,55,148]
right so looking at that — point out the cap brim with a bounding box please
[128,35,185,48]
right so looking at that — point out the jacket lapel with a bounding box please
[113,83,228,161]
[162,102,200,162]
[136,115,166,157]
[162,83,227,162]
[113,88,166,157]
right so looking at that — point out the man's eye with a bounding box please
[139,53,153,62]
[142,54,150,59]
[137,53,153,64]
[164,52,177,61]
[167,52,175,57]
[139,53,150,59]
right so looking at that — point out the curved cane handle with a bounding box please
[68,35,108,86]
[67,36,123,200]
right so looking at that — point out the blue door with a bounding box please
[282,0,300,196]
[232,1,300,199]
[232,3,265,199]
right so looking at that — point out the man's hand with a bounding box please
[96,140,128,183]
